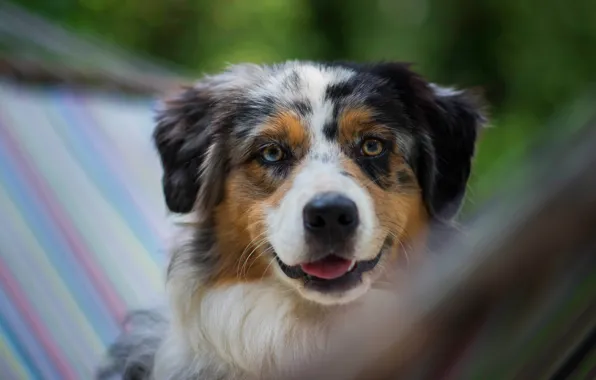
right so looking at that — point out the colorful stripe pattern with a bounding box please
[0,81,171,379]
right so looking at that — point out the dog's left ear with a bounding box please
[364,62,487,220]
[415,83,487,221]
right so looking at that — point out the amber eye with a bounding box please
[261,144,285,163]
[361,139,384,157]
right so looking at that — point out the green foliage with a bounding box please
[10,0,596,209]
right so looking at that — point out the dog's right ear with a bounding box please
[153,86,216,214]
[153,64,265,215]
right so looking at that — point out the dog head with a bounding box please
[154,61,486,305]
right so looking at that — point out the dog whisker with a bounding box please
[236,230,270,277]
[240,240,273,279]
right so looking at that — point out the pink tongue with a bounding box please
[300,256,353,280]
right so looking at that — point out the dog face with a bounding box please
[154,61,485,305]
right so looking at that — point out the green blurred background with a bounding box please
[8,0,596,210]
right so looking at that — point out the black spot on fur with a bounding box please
[325,80,356,101]
[357,153,392,190]
[292,100,312,117]
[323,121,338,140]
[332,103,341,119]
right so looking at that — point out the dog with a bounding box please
[97,60,486,380]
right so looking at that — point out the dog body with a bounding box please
[98,60,485,380]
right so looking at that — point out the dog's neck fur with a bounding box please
[161,280,409,380]
[164,281,321,378]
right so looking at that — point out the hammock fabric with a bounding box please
[0,81,170,380]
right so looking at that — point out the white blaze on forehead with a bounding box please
[293,64,354,104]
[250,63,355,148]
[293,64,354,157]
[249,62,353,102]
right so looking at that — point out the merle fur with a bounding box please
[96,311,168,380]
[98,60,486,380]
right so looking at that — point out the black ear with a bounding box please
[416,86,486,220]
[153,86,220,214]
[360,62,487,220]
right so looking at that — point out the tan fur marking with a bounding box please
[340,157,427,264]
[338,107,394,145]
[209,170,272,286]
[261,111,309,152]
[209,154,304,287]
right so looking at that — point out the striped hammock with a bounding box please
[0,81,170,380]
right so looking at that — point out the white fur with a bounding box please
[153,277,404,380]
[429,83,462,98]
[161,280,332,379]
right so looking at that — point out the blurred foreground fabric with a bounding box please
[0,81,171,379]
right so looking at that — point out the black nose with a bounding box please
[303,192,359,240]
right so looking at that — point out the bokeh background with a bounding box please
[1,1,595,379]
[8,0,596,208]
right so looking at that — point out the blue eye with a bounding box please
[261,144,285,163]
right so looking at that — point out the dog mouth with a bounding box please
[275,253,382,280]
[274,237,390,294]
